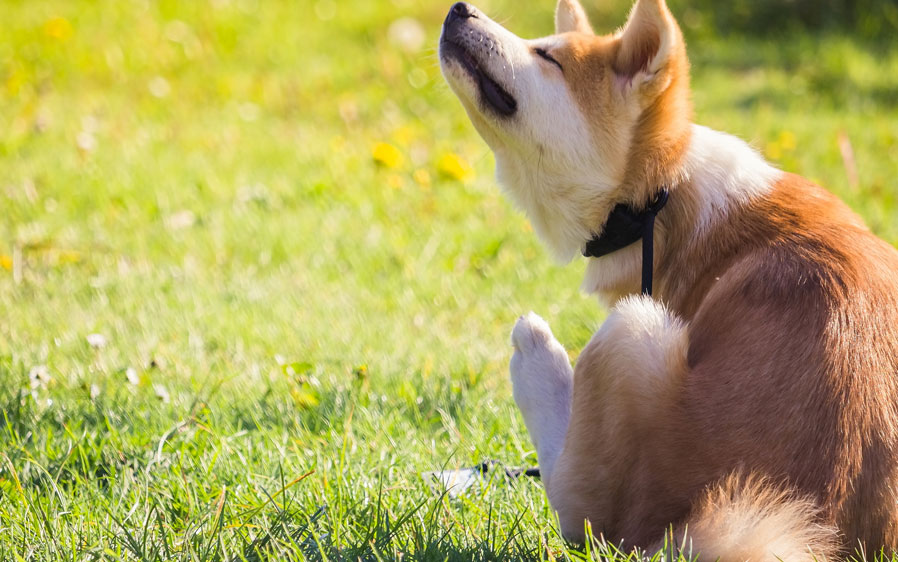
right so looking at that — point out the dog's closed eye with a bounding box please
[534,48,563,71]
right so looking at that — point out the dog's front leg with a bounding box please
[513,296,689,543]
[510,312,574,491]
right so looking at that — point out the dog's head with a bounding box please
[439,0,692,261]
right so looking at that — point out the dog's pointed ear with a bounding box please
[613,0,682,88]
[555,0,594,35]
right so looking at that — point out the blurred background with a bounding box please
[1,0,897,559]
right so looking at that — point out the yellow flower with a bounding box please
[44,17,73,41]
[372,142,403,169]
[57,250,81,265]
[779,130,796,152]
[290,388,320,409]
[412,168,431,189]
[6,69,25,96]
[437,152,474,182]
[0,255,11,271]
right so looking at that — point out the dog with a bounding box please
[439,0,898,558]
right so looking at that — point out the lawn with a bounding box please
[1,0,897,560]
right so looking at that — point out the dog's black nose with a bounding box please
[451,2,473,18]
[446,2,475,25]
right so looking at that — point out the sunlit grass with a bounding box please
[1,0,897,559]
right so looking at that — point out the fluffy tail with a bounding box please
[670,474,839,561]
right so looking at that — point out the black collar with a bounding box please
[582,188,670,296]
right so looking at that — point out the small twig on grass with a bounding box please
[838,131,859,191]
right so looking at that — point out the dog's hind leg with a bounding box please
[510,312,574,490]
[543,295,690,543]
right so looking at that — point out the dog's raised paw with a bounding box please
[509,312,573,470]
[510,313,573,411]
[511,312,555,353]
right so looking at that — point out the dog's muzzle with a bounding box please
[439,3,518,117]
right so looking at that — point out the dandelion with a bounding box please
[437,152,475,182]
[386,174,404,190]
[153,384,171,403]
[413,169,431,188]
[148,76,171,98]
[29,365,51,398]
[767,130,795,162]
[44,17,72,41]
[86,333,107,348]
[372,142,403,169]
[76,130,96,153]
[57,250,81,265]
[779,130,796,152]
[125,367,140,385]
[75,131,94,150]
[290,387,320,409]
[5,69,24,96]
[165,210,197,230]
[0,255,11,271]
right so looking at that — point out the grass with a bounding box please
[1,0,897,560]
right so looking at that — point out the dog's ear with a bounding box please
[555,0,593,35]
[613,0,682,89]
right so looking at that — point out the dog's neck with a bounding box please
[619,89,694,208]
[581,124,782,313]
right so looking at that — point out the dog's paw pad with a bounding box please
[511,312,554,353]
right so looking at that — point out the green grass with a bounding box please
[1,0,897,560]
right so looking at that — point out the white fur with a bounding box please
[681,125,782,236]
[448,2,835,555]
[678,476,838,562]
[580,243,643,305]
[581,125,782,297]
[512,298,687,543]
[441,7,780,288]
[510,312,573,487]
[575,295,688,411]
[591,295,688,385]
[440,7,629,261]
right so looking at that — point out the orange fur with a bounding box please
[674,474,839,561]
[539,0,693,247]
[548,170,898,556]
[441,0,898,556]
[550,113,898,558]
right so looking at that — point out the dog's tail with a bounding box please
[668,473,839,561]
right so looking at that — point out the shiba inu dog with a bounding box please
[439,0,898,558]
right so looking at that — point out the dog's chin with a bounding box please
[440,39,517,118]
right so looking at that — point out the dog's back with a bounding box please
[656,172,898,549]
